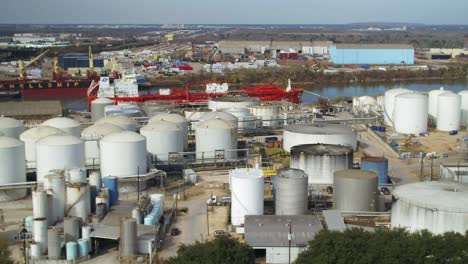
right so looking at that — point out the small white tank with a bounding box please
[428,87,446,119]
[458,90,468,127]
[195,118,237,160]
[140,120,184,162]
[149,113,189,149]
[249,104,281,127]
[67,167,87,183]
[81,123,123,166]
[0,116,24,138]
[95,115,137,131]
[230,168,264,226]
[393,93,428,134]
[90,97,114,121]
[0,136,26,201]
[40,117,81,137]
[66,183,91,223]
[20,126,66,169]
[384,88,412,126]
[437,92,461,131]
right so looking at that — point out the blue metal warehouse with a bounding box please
[330,44,414,65]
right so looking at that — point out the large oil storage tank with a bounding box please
[184,108,212,122]
[333,170,378,212]
[283,124,357,151]
[360,157,389,184]
[459,90,468,127]
[384,88,412,126]
[0,117,24,138]
[437,92,461,131]
[199,111,238,127]
[391,181,468,234]
[41,117,81,137]
[100,131,147,177]
[140,120,184,162]
[195,118,237,160]
[208,96,259,111]
[81,123,123,166]
[290,144,353,185]
[20,126,65,169]
[0,136,27,201]
[95,115,137,132]
[249,103,281,127]
[149,113,189,149]
[90,97,114,121]
[275,169,308,215]
[36,135,84,184]
[428,87,446,119]
[222,108,255,129]
[230,168,264,226]
[393,93,428,134]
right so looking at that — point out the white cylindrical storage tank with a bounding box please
[393,93,428,134]
[0,136,26,201]
[0,116,24,138]
[100,131,147,177]
[41,117,81,137]
[140,120,184,162]
[208,96,259,111]
[105,104,141,117]
[199,111,238,127]
[20,126,65,169]
[82,225,92,251]
[91,97,114,121]
[459,90,468,127]
[32,190,48,219]
[437,92,461,131]
[222,108,255,129]
[48,227,61,260]
[275,169,308,215]
[149,113,189,149]
[95,115,137,132]
[283,124,357,151]
[384,88,412,126]
[121,218,138,257]
[81,123,123,166]
[89,170,102,192]
[66,183,91,223]
[47,173,66,223]
[195,118,236,160]
[230,168,264,226]
[33,217,48,254]
[184,108,211,121]
[428,87,446,119]
[333,170,378,212]
[30,242,41,259]
[67,167,87,183]
[249,104,281,127]
[36,135,85,184]
[290,144,353,186]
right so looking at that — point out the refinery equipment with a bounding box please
[392,181,468,234]
[437,92,461,131]
[48,227,61,260]
[230,168,264,226]
[459,90,468,127]
[393,93,428,134]
[222,108,255,129]
[140,120,184,162]
[428,87,446,119]
[120,218,137,257]
[66,183,91,222]
[283,124,358,151]
[20,126,65,169]
[208,96,260,111]
[360,157,389,184]
[0,136,27,201]
[90,97,114,121]
[195,118,237,160]
[64,216,82,242]
[290,144,353,185]
[32,190,48,219]
[47,173,66,222]
[66,167,87,183]
[40,117,82,137]
[95,115,137,131]
[383,88,412,126]
[35,135,85,183]
[249,103,281,127]
[81,123,123,166]
[149,113,189,149]
[89,170,102,192]
[333,169,378,212]
[275,169,308,215]
[0,117,24,138]
[33,217,48,254]
[352,96,379,114]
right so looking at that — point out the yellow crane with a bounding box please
[18,49,49,80]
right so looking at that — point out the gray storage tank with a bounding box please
[275,169,308,215]
[333,169,378,212]
[90,97,114,121]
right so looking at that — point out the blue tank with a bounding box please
[78,239,89,258]
[66,241,78,261]
[103,176,119,207]
[361,157,389,184]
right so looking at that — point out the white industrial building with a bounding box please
[217,40,332,56]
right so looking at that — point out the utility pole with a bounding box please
[419,152,424,181]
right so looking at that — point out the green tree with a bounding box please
[0,238,13,264]
[166,236,255,264]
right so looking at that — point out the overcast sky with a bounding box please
[2,0,468,25]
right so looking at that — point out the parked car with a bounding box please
[171,228,180,236]
[214,230,230,237]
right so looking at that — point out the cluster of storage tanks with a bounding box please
[384,87,468,133]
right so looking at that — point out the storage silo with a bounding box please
[149,113,189,149]
[195,118,236,160]
[95,115,137,132]
[290,144,353,185]
[275,169,308,215]
[100,131,147,177]
[41,117,81,137]
[360,157,389,184]
[428,87,446,119]
[81,123,123,166]
[0,136,27,201]
[32,190,48,219]
[249,103,281,127]
[393,93,428,134]
[90,97,114,121]
[140,120,184,162]
[230,168,264,226]
[48,227,61,260]
[283,124,357,151]
[121,218,137,257]
[383,88,412,126]
[437,92,461,131]
[391,181,468,234]
[66,183,91,223]
[47,173,66,223]
[333,170,378,212]
[0,116,24,138]
[458,90,468,127]
[208,96,259,111]
[20,126,65,169]
[33,217,48,254]
[36,135,85,184]
[222,108,255,129]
